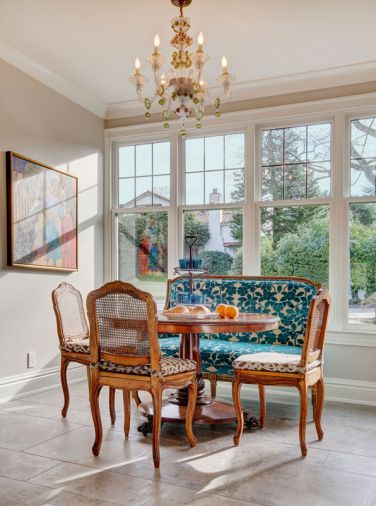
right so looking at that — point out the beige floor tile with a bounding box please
[25,425,152,470]
[0,448,60,481]
[29,461,158,505]
[0,411,80,451]
[0,475,119,505]
[229,459,376,506]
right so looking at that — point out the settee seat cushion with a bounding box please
[159,337,301,376]
[233,353,321,374]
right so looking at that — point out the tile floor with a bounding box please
[0,378,375,505]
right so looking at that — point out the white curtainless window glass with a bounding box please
[185,133,245,205]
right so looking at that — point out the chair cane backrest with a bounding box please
[86,281,160,370]
[300,288,331,366]
[52,283,89,345]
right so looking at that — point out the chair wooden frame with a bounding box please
[163,275,322,399]
[232,288,331,457]
[86,281,197,468]
[52,283,116,423]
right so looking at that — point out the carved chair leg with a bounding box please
[185,379,197,448]
[109,388,116,425]
[123,389,131,437]
[132,390,142,407]
[311,384,317,414]
[258,384,266,429]
[60,357,70,418]
[90,378,103,456]
[313,377,324,441]
[151,385,163,469]
[86,364,91,394]
[209,375,217,399]
[232,377,244,446]
[297,381,308,457]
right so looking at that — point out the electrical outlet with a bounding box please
[27,351,37,368]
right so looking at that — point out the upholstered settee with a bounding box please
[159,276,320,397]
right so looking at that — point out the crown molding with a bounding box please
[0,37,107,118]
[1,34,376,123]
[106,60,376,119]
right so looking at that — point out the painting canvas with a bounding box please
[6,152,78,271]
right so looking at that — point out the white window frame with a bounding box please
[104,92,376,340]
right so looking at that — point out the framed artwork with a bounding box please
[6,152,78,271]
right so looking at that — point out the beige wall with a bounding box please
[0,59,104,385]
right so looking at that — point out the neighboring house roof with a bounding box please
[121,190,170,208]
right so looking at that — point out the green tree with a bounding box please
[230,247,243,275]
[261,217,329,285]
[183,211,210,255]
[198,250,233,275]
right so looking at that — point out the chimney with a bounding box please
[209,188,222,204]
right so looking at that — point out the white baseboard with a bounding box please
[0,366,375,407]
[215,377,376,407]
[0,364,86,404]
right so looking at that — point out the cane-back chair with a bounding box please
[232,288,331,457]
[86,281,197,469]
[52,283,116,423]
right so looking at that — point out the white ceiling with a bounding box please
[1,0,376,119]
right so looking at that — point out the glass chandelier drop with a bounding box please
[129,0,235,136]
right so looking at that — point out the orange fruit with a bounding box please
[215,304,228,318]
[226,305,239,319]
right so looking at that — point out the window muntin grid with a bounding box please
[185,133,245,205]
[261,123,331,201]
[118,142,170,208]
[351,117,376,197]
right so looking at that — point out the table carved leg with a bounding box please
[168,333,212,406]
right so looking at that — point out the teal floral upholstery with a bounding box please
[165,278,317,346]
[159,277,318,377]
[159,336,302,376]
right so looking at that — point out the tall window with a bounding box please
[348,118,376,325]
[259,123,331,286]
[116,141,170,300]
[183,133,245,275]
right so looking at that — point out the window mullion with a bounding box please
[244,122,257,274]
[329,111,346,330]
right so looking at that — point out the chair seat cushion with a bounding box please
[233,352,321,374]
[60,339,90,354]
[159,337,302,376]
[99,356,196,377]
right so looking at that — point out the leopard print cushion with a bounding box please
[60,339,90,354]
[99,356,196,377]
[233,352,321,374]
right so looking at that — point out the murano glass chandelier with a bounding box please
[129,0,235,136]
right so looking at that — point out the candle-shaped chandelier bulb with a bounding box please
[154,33,160,49]
[129,0,235,135]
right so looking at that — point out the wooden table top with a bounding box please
[157,312,280,334]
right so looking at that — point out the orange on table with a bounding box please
[226,305,239,319]
[215,304,228,318]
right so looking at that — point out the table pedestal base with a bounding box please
[140,397,237,425]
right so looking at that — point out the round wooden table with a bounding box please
[139,313,279,428]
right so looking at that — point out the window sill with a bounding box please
[326,329,376,347]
